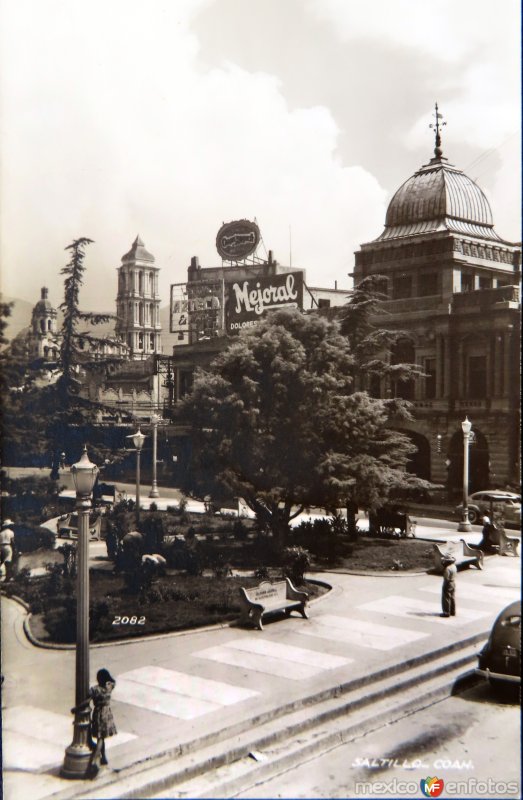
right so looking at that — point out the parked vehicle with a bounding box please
[454,491,521,525]
[476,600,521,689]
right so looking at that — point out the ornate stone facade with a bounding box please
[115,236,162,359]
[352,142,521,492]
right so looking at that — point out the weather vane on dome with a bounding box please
[429,102,446,158]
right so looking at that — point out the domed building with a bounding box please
[29,286,61,362]
[352,124,520,493]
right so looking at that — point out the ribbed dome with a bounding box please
[377,155,501,242]
[121,235,155,263]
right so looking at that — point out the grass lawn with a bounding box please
[322,535,435,572]
[4,523,436,645]
[11,569,327,644]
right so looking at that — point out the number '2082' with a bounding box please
[112,615,146,625]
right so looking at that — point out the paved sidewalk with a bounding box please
[2,548,520,800]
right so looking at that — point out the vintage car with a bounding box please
[475,600,521,689]
[455,490,521,525]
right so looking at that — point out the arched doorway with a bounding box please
[402,430,431,480]
[447,427,489,495]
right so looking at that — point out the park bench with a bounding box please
[432,540,484,574]
[479,525,519,557]
[239,578,309,630]
[57,513,102,541]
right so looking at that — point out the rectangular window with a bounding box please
[468,355,487,398]
[424,358,436,399]
[419,273,439,296]
[318,298,331,308]
[392,275,412,299]
[478,276,492,290]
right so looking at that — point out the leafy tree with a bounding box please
[179,308,424,548]
[1,239,131,471]
[337,275,428,533]
[58,237,111,405]
[338,274,425,386]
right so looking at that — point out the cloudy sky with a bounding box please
[1,0,520,311]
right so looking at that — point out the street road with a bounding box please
[239,681,521,799]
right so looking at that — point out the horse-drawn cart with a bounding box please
[368,506,416,538]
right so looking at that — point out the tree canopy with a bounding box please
[179,307,423,545]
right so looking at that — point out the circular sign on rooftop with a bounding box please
[216,219,260,261]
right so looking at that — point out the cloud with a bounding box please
[0,0,385,310]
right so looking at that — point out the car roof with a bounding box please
[473,491,520,501]
[495,600,521,621]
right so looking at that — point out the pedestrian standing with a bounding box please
[0,519,16,580]
[441,555,457,617]
[73,668,117,777]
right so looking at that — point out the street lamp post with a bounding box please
[458,416,473,532]
[62,447,98,779]
[149,414,161,499]
[127,428,146,523]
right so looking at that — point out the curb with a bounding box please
[50,632,489,800]
[4,578,333,651]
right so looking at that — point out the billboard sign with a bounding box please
[226,271,303,333]
[216,219,260,261]
[170,281,225,344]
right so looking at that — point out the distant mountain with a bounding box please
[0,296,34,344]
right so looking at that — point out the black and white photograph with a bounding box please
[0,1,521,799]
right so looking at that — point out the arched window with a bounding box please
[150,333,155,350]
[40,319,46,333]
[47,319,52,331]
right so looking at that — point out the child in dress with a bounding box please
[73,668,117,777]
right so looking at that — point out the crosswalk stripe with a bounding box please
[2,706,136,770]
[195,643,351,680]
[297,614,429,651]
[223,637,351,668]
[419,584,518,604]
[358,595,491,624]
[114,678,222,719]
[116,666,259,706]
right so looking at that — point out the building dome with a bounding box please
[121,235,155,263]
[377,153,501,242]
[33,287,55,314]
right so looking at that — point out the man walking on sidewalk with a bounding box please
[441,554,457,617]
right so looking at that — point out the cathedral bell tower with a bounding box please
[115,236,162,359]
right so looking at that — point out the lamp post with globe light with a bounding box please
[457,417,473,532]
[127,428,146,523]
[61,447,98,779]
[149,414,162,499]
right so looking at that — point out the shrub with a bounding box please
[254,566,270,581]
[232,518,249,541]
[13,525,56,554]
[290,516,346,563]
[282,546,311,585]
